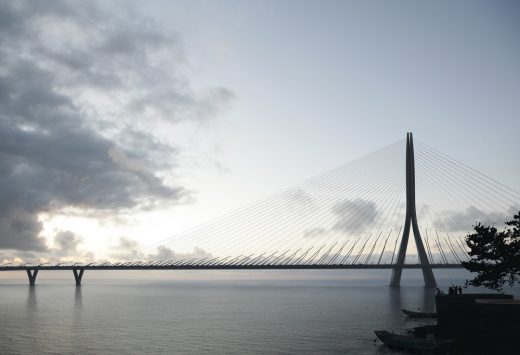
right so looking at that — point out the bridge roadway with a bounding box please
[0,263,463,286]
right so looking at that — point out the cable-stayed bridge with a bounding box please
[1,133,519,287]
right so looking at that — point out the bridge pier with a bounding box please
[26,268,38,286]
[390,133,437,287]
[72,268,84,285]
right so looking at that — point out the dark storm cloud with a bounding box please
[0,1,233,252]
[0,230,93,263]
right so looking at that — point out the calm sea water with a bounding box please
[1,272,518,354]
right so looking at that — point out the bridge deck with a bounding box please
[0,263,463,271]
[0,263,464,286]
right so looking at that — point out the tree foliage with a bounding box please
[462,211,520,291]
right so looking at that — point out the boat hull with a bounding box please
[375,330,453,351]
[402,308,437,318]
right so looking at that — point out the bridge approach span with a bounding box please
[0,263,463,286]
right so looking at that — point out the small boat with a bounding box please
[402,308,437,318]
[374,330,454,351]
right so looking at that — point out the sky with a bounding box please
[1,0,519,264]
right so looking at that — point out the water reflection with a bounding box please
[421,287,436,312]
[74,285,82,308]
[388,286,436,313]
[388,286,402,311]
[27,286,37,311]
[73,285,83,330]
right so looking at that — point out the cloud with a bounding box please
[302,198,378,238]
[155,245,175,260]
[0,230,94,264]
[51,230,94,261]
[110,238,212,262]
[110,237,145,261]
[303,227,328,238]
[53,231,81,254]
[152,245,213,261]
[0,1,233,252]
[285,188,316,211]
[433,206,519,232]
[0,208,44,250]
[332,199,378,234]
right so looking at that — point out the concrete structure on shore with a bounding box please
[436,293,520,353]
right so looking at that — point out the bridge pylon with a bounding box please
[390,132,437,287]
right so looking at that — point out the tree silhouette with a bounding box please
[462,211,520,291]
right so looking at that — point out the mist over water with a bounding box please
[1,273,518,354]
